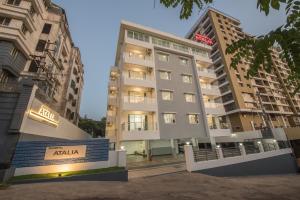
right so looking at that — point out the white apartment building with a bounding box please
[106,21,232,156]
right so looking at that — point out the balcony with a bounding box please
[123,52,154,68]
[201,84,221,96]
[122,96,157,111]
[122,73,155,88]
[197,68,217,80]
[108,95,117,106]
[208,122,231,137]
[121,122,159,140]
[204,102,226,115]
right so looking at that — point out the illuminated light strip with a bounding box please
[29,110,59,127]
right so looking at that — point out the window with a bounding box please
[188,114,199,124]
[10,47,18,59]
[182,75,192,83]
[35,40,46,52]
[0,16,11,26]
[152,37,170,48]
[161,90,173,101]
[157,52,169,62]
[185,93,195,103]
[128,70,146,80]
[128,91,145,103]
[163,113,176,124]
[28,60,39,72]
[180,57,188,65]
[7,0,21,6]
[29,5,36,16]
[127,30,149,43]
[21,23,28,35]
[42,23,52,34]
[128,114,147,131]
[159,71,171,80]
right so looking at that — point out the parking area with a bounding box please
[1,172,300,200]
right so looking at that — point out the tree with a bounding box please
[160,0,300,93]
[78,117,106,138]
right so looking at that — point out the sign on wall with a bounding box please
[28,99,59,127]
[44,145,87,160]
[195,33,214,46]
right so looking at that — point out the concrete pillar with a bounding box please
[273,140,280,150]
[257,141,264,153]
[239,143,246,156]
[216,146,223,159]
[117,150,126,167]
[184,144,194,172]
[145,140,151,160]
[170,139,179,157]
[191,138,198,147]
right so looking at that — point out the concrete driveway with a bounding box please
[1,172,300,200]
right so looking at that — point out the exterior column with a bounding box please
[216,145,223,159]
[145,140,151,160]
[191,138,198,147]
[239,143,246,156]
[184,144,194,172]
[273,140,280,150]
[257,141,264,153]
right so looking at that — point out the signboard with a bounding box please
[195,33,214,46]
[29,103,59,127]
[44,145,87,160]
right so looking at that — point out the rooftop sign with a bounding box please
[195,34,213,46]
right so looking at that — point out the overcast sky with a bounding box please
[53,0,287,120]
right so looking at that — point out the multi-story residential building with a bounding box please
[186,7,300,133]
[106,20,232,155]
[0,0,84,124]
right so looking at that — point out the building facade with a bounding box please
[186,7,300,133]
[0,0,84,124]
[106,21,231,155]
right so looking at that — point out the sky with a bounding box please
[52,0,287,120]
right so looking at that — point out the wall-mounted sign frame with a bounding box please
[44,145,87,160]
[29,101,59,127]
[195,33,214,46]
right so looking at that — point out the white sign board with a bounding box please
[44,145,87,160]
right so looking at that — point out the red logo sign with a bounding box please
[195,34,213,46]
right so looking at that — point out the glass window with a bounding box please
[128,91,145,103]
[188,114,199,124]
[163,113,176,124]
[152,37,170,48]
[0,17,11,26]
[161,91,173,101]
[180,57,188,65]
[35,40,47,52]
[157,53,169,62]
[127,30,149,42]
[7,0,21,6]
[185,93,195,103]
[128,114,147,131]
[128,70,146,80]
[182,75,192,83]
[42,23,52,34]
[160,71,171,80]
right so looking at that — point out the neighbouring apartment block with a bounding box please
[186,7,300,133]
[0,0,84,124]
[106,20,231,155]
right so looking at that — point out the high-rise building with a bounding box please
[0,0,84,124]
[106,21,231,155]
[186,7,300,133]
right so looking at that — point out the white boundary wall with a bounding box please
[184,145,293,172]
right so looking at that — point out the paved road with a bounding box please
[128,163,186,179]
[1,172,300,200]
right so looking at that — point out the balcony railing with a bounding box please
[204,102,223,108]
[201,84,219,90]
[121,122,157,131]
[123,52,154,67]
[123,96,156,104]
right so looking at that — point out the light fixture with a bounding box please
[216,145,221,148]
[120,146,125,150]
[231,133,237,137]
[257,141,261,144]
[273,139,277,143]
[185,142,190,145]
[239,143,243,146]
